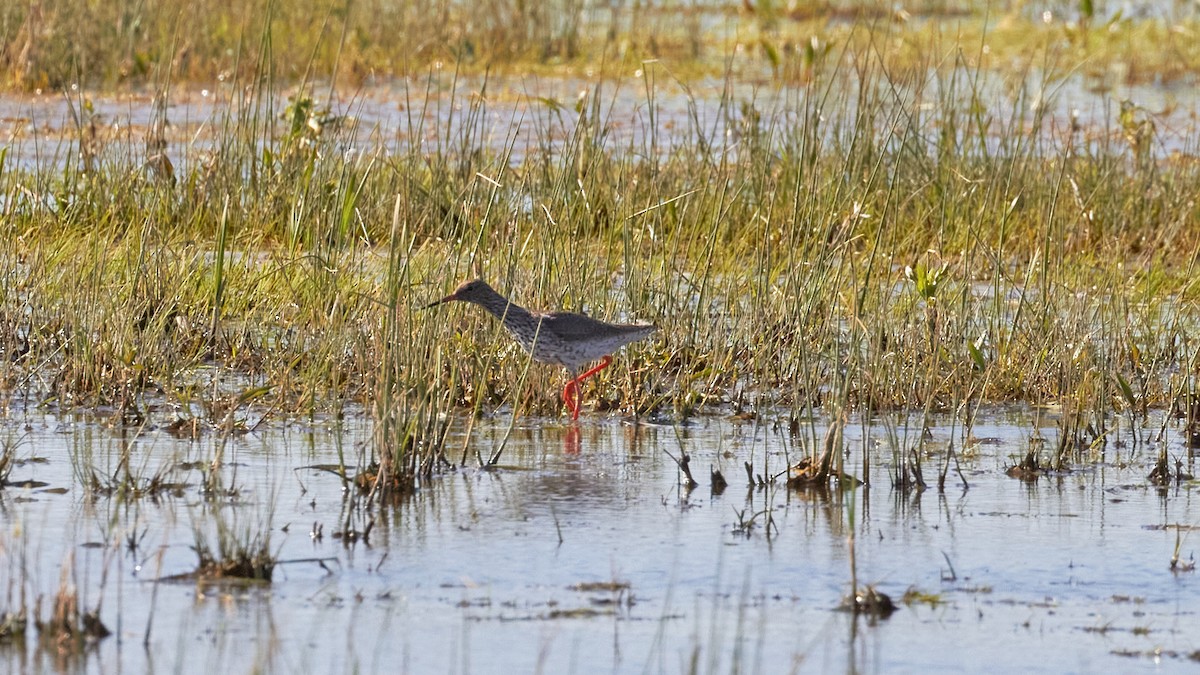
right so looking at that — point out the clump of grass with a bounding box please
[1006,448,1048,482]
[67,430,192,501]
[189,514,276,582]
[0,609,25,645]
[1148,447,1193,486]
[191,540,275,582]
[786,418,857,490]
[0,535,29,647]
[33,554,109,659]
[85,460,183,501]
[34,590,109,653]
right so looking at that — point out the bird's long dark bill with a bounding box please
[422,294,457,310]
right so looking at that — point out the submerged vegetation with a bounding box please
[1,2,1200,494]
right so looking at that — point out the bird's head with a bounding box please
[423,279,493,308]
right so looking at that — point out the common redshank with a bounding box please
[425,279,656,419]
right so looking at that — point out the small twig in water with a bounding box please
[710,466,728,493]
[940,551,958,582]
[275,556,340,570]
[661,447,698,489]
[143,545,168,649]
[678,453,698,489]
[550,502,564,545]
[1171,525,1196,573]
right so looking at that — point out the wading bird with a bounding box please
[425,279,656,420]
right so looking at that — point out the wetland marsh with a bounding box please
[2,1,1200,672]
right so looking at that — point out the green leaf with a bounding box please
[968,340,986,371]
[761,39,780,69]
[236,386,273,406]
[1115,373,1136,410]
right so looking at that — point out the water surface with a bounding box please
[1,407,1197,673]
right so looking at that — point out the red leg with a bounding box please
[576,355,612,385]
[562,356,612,420]
[562,379,579,419]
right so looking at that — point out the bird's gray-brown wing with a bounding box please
[538,311,656,341]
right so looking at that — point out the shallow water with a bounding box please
[0,59,1196,179]
[1,406,1197,673]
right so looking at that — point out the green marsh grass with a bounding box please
[2,8,1200,499]
[5,1,1200,91]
